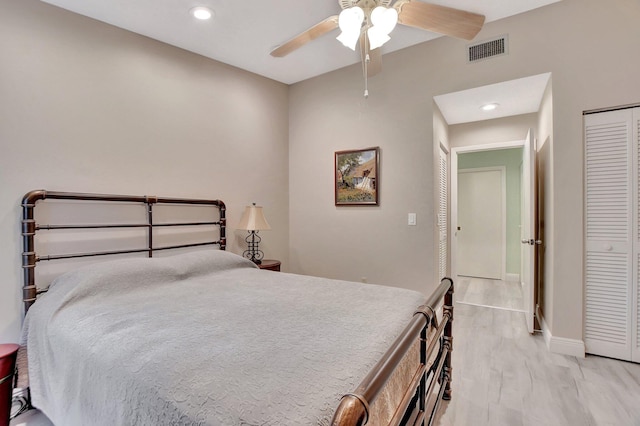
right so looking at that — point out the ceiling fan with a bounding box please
[270,0,485,92]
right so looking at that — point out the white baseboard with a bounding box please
[505,273,520,282]
[549,336,586,358]
[538,311,552,346]
[538,313,585,358]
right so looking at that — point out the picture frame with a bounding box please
[335,147,379,206]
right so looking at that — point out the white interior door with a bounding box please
[458,167,504,279]
[521,129,536,333]
[584,109,633,360]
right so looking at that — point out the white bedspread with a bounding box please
[22,250,425,425]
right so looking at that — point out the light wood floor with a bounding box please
[455,276,524,312]
[435,278,640,426]
[12,278,640,426]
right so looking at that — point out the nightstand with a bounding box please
[258,259,281,272]
[0,344,19,426]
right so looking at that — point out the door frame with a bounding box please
[451,140,525,281]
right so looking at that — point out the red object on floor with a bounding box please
[0,344,19,426]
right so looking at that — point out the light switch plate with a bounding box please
[408,213,417,226]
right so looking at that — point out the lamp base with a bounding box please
[243,231,264,265]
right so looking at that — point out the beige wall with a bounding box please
[0,0,290,342]
[433,105,450,153]
[449,114,538,147]
[289,0,640,347]
[288,72,439,293]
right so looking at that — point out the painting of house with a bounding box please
[335,148,378,205]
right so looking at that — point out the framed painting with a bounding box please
[335,147,379,206]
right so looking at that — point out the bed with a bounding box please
[16,190,453,426]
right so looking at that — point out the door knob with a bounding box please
[521,239,543,245]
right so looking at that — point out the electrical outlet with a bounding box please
[408,213,417,226]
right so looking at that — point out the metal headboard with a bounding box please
[21,190,226,313]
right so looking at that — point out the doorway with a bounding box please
[451,142,529,317]
[433,73,550,335]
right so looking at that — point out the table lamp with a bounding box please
[237,203,271,264]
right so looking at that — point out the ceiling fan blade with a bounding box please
[359,34,382,78]
[395,1,485,41]
[368,48,382,78]
[270,16,339,57]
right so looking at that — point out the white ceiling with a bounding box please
[40,0,561,85]
[434,73,551,125]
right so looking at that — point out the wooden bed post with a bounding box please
[219,203,226,251]
[442,278,454,401]
[145,196,158,258]
[21,190,47,314]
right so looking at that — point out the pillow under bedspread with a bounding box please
[21,250,426,426]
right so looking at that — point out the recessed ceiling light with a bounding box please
[190,6,213,20]
[480,103,499,112]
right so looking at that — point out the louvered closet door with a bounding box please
[634,108,640,363]
[438,147,448,279]
[584,109,633,361]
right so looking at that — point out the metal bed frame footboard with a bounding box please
[332,277,454,426]
[21,190,226,313]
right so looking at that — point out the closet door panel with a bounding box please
[438,147,448,280]
[634,108,640,363]
[584,109,633,360]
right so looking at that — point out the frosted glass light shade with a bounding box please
[367,29,390,50]
[367,7,397,50]
[337,7,364,50]
[237,204,271,231]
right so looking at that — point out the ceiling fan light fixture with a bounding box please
[367,29,390,50]
[190,6,213,20]
[337,7,365,50]
[370,6,398,34]
[367,6,398,49]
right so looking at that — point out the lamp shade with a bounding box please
[237,204,271,231]
[367,6,397,50]
[336,7,364,50]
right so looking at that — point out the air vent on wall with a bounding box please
[468,35,508,62]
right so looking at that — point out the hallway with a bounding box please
[435,278,640,425]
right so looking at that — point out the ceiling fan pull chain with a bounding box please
[364,55,369,98]
[363,37,370,98]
